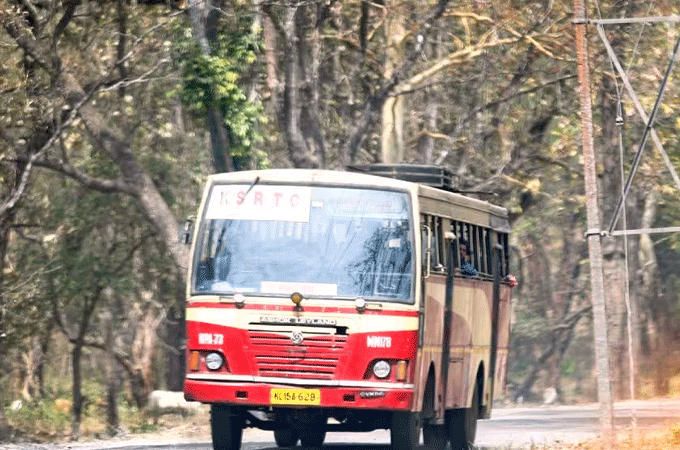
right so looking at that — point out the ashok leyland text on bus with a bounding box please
[180,164,515,450]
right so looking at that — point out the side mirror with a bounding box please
[179,216,195,245]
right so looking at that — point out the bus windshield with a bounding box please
[192,184,414,302]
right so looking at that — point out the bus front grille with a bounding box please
[249,331,347,379]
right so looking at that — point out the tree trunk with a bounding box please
[165,273,187,391]
[186,0,233,174]
[280,4,320,169]
[258,1,278,97]
[165,305,185,392]
[0,212,14,440]
[417,89,437,164]
[0,325,7,441]
[381,5,405,164]
[36,318,54,398]
[638,190,667,395]
[207,106,235,173]
[102,311,119,435]
[71,343,83,439]
[129,303,163,409]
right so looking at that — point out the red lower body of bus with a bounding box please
[183,305,419,412]
[184,379,414,410]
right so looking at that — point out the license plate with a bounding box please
[270,388,321,405]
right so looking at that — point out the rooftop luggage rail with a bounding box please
[346,164,455,192]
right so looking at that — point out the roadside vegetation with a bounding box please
[559,425,680,450]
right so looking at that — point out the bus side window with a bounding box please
[451,220,460,269]
[421,216,430,268]
[483,228,492,275]
[500,233,509,277]
[475,226,484,274]
[468,224,478,272]
[458,222,469,270]
[441,218,452,270]
[476,226,486,275]
[433,216,444,272]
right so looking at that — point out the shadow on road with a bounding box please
[103,444,498,450]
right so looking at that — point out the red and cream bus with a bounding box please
[182,165,513,450]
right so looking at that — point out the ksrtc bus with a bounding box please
[182,165,513,450]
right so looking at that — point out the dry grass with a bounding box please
[552,424,680,450]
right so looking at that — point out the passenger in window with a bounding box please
[459,239,478,278]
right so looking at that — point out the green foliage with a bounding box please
[171,18,268,170]
[5,400,70,439]
[560,358,577,378]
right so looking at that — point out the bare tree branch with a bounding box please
[0,105,81,216]
[343,0,451,165]
[0,6,59,74]
[53,0,80,44]
[1,5,189,272]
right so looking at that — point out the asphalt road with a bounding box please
[24,398,680,450]
[476,398,680,447]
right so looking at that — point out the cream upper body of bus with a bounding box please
[187,168,509,305]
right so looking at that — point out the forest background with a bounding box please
[1,0,680,441]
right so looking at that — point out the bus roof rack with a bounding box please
[346,164,455,192]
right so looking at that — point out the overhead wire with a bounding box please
[593,0,656,434]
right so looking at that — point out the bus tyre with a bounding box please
[390,411,420,450]
[423,422,447,450]
[299,429,326,447]
[211,404,243,450]
[465,381,480,444]
[274,428,299,447]
[447,382,479,450]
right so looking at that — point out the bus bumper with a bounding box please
[184,378,414,410]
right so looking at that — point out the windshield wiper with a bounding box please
[242,176,260,200]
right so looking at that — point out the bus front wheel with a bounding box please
[299,429,326,447]
[390,411,420,450]
[211,404,243,450]
[273,428,299,447]
[423,421,447,450]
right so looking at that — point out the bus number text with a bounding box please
[198,333,224,345]
[367,336,392,348]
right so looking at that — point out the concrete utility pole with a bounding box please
[573,0,615,442]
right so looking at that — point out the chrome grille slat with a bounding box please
[248,324,347,379]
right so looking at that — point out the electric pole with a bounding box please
[573,0,615,442]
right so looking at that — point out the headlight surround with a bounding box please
[205,352,224,370]
[372,360,391,379]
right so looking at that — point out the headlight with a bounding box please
[205,352,224,370]
[373,360,391,379]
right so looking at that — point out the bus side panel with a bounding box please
[472,280,493,410]
[445,278,493,411]
[415,275,510,413]
[415,274,446,415]
[493,285,512,398]
[448,278,474,409]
